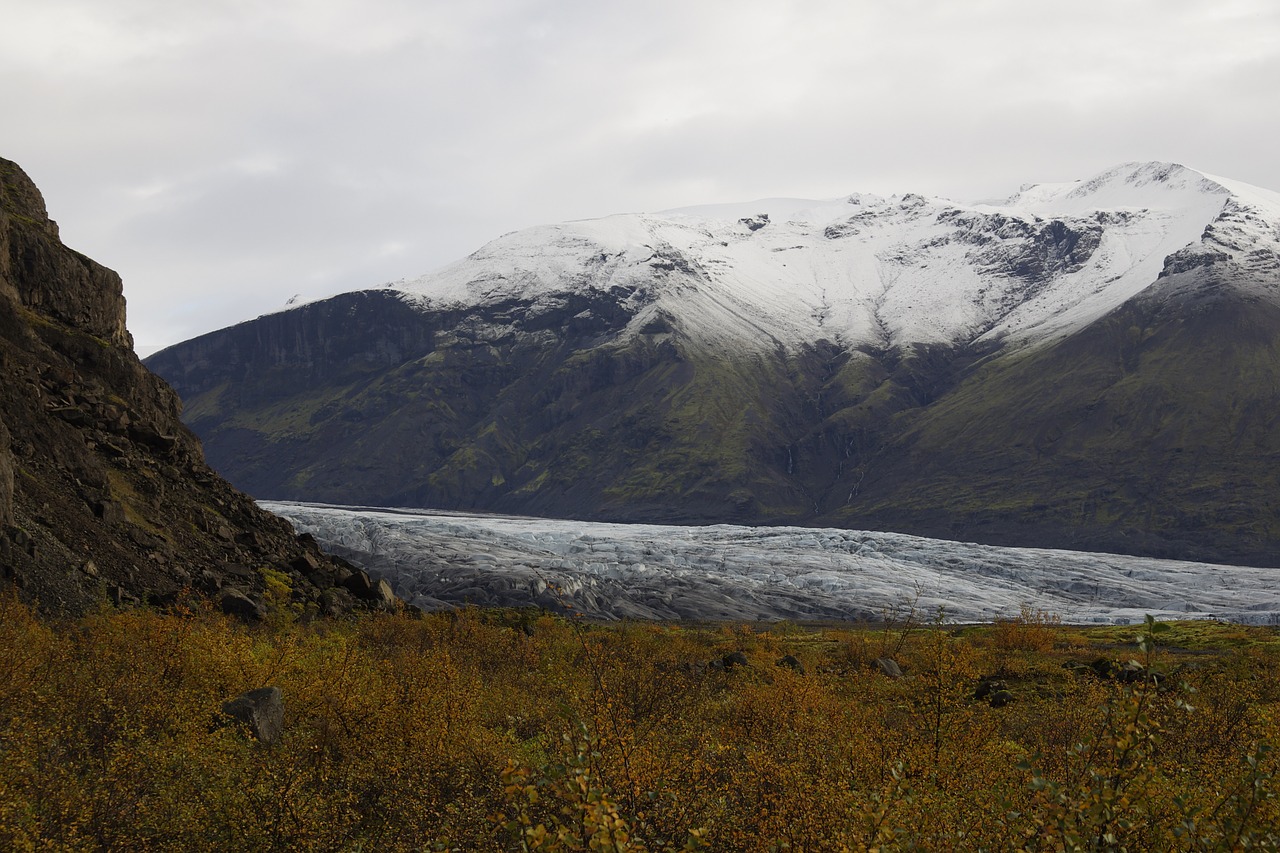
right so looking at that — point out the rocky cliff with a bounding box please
[0,157,390,615]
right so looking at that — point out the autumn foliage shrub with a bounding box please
[0,592,1279,850]
[991,604,1062,655]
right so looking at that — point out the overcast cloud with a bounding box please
[2,0,1278,353]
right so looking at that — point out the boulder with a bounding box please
[91,499,125,524]
[290,551,321,574]
[218,562,256,581]
[874,657,904,679]
[1117,661,1163,688]
[221,686,284,747]
[708,651,750,672]
[974,677,1007,701]
[321,586,358,616]
[989,690,1015,708]
[343,568,374,597]
[370,577,396,609]
[220,589,265,623]
[776,654,805,675]
[1089,657,1113,679]
[1117,661,1145,683]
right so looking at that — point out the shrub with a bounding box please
[0,597,1278,849]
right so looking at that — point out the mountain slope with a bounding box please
[0,157,383,615]
[147,162,1280,565]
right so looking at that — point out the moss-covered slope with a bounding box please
[148,249,1280,566]
[831,269,1280,564]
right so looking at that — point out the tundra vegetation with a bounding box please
[0,592,1278,851]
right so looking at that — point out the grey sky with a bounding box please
[3,0,1278,353]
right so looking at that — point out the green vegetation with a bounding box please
[854,300,1280,553]
[104,468,163,534]
[2,594,1279,850]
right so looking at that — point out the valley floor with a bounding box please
[2,593,1279,850]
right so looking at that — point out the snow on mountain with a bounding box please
[267,501,1280,625]
[390,161,1277,354]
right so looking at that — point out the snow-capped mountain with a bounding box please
[147,162,1280,567]
[391,161,1279,351]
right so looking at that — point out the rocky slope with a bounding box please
[0,157,392,615]
[147,162,1280,566]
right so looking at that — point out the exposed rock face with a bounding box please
[0,156,384,615]
[0,418,13,530]
[0,161,129,347]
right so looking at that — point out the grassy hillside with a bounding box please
[3,591,1280,850]
[840,293,1280,564]
[150,267,1280,566]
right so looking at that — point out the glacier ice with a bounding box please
[264,501,1280,625]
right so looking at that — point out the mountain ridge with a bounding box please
[377,160,1267,352]
[147,161,1280,566]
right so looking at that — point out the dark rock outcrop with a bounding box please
[0,418,13,530]
[0,156,390,615]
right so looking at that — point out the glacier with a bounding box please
[264,501,1280,625]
